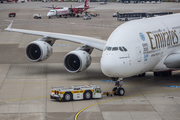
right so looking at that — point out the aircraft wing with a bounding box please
[4,23,106,51]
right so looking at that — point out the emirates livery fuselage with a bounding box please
[101,13,180,78]
[4,13,180,80]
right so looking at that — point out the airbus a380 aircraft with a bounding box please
[4,13,180,95]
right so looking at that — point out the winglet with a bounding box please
[4,22,13,31]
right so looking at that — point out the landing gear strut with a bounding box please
[112,79,125,96]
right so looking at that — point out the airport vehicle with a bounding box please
[112,11,119,17]
[50,85,102,101]
[42,0,50,2]
[150,12,173,17]
[46,0,90,18]
[121,0,160,3]
[117,12,173,21]
[33,14,41,19]
[51,82,125,102]
[99,0,107,4]
[83,15,91,20]
[117,12,147,21]
[4,13,180,92]
[85,10,99,17]
[9,13,16,17]
[89,13,99,17]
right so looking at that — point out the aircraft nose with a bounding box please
[100,53,119,78]
[47,12,51,17]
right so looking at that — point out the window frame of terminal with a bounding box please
[104,46,127,52]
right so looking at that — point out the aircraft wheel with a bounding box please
[142,73,146,76]
[63,92,72,102]
[138,74,142,77]
[117,88,125,96]
[84,90,92,100]
[125,18,128,21]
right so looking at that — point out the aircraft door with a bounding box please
[136,47,142,62]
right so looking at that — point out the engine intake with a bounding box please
[26,41,52,62]
[64,50,91,73]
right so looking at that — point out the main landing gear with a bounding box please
[112,78,125,96]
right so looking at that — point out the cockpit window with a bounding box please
[119,47,123,51]
[122,46,127,51]
[104,46,108,51]
[112,47,118,51]
[104,46,127,52]
[107,47,112,51]
[50,10,55,12]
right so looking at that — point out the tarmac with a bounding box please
[0,2,180,120]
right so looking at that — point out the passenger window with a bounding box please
[122,46,127,51]
[112,47,118,51]
[107,47,112,51]
[119,47,123,51]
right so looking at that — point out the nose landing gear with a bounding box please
[112,79,125,96]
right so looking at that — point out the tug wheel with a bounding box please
[63,92,72,101]
[84,90,92,100]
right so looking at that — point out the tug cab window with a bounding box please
[95,88,101,93]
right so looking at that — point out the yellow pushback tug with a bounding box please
[50,81,125,102]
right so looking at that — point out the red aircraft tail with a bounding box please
[84,0,90,9]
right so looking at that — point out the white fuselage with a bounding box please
[101,13,180,78]
[47,7,70,17]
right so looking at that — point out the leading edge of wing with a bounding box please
[4,23,106,51]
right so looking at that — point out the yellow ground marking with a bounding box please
[74,71,180,120]
[1,71,179,103]
[74,88,180,120]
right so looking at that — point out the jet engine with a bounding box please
[26,41,52,62]
[64,50,91,73]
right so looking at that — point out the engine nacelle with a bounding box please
[26,41,52,62]
[64,50,92,73]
